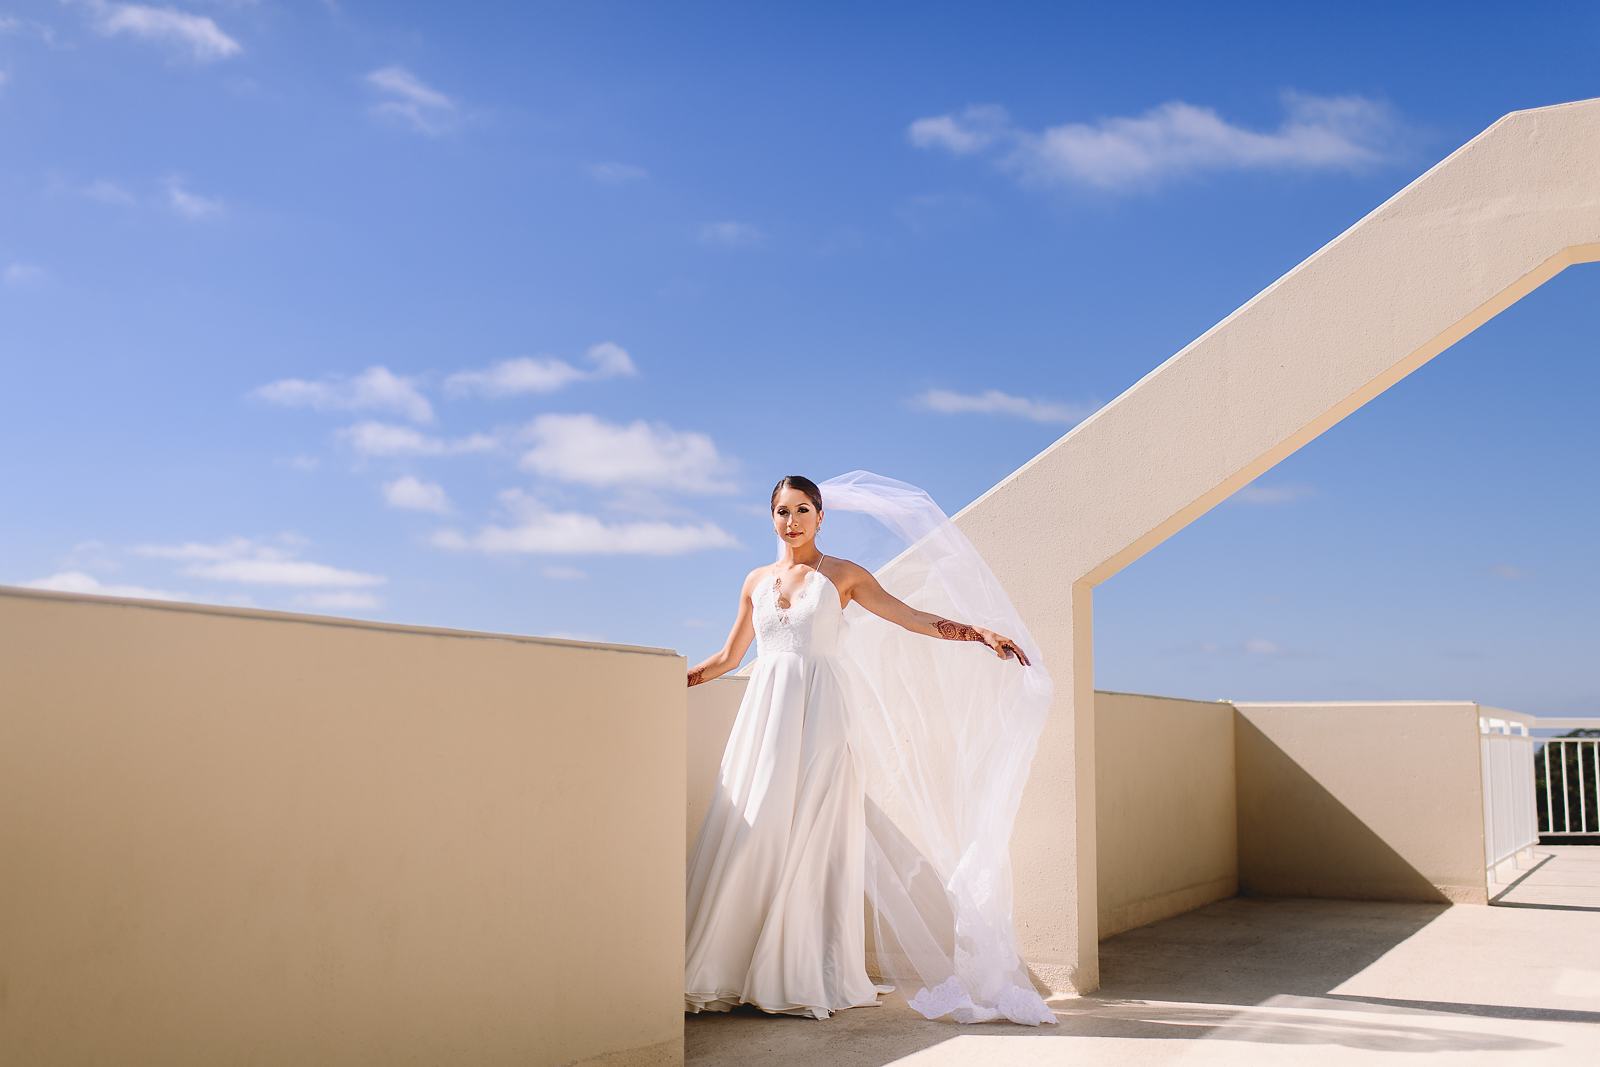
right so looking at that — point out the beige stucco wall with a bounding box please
[1233,701,1488,904]
[686,676,746,852]
[1095,692,1238,938]
[0,587,686,1067]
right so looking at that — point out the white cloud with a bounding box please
[132,535,386,588]
[365,65,456,134]
[588,161,648,184]
[3,262,44,285]
[910,91,1403,191]
[907,104,1010,155]
[383,474,452,514]
[22,570,192,602]
[186,557,384,587]
[1235,482,1317,505]
[132,535,285,561]
[1243,638,1284,656]
[446,342,637,398]
[291,591,383,612]
[253,365,435,424]
[164,176,223,219]
[910,387,1097,425]
[517,413,738,493]
[432,490,740,556]
[90,2,242,62]
[698,221,764,248]
[338,421,497,457]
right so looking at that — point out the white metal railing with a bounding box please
[1535,718,1600,837]
[1479,715,1538,874]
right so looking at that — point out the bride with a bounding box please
[683,472,1057,1026]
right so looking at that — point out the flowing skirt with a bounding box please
[684,651,885,1019]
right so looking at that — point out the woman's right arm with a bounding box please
[687,569,759,687]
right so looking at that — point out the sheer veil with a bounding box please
[813,470,1056,1026]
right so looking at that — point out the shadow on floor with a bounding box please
[685,894,1593,1065]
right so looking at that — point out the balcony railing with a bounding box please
[1479,714,1538,874]
[1535,720,1600,837]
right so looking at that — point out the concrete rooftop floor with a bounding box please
[686,847,1600,1066]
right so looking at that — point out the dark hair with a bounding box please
[770,475,823,514]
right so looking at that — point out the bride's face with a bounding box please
[771,487,821,548]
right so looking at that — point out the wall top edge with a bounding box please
[0,584,681,659]
[1230,700,1478,708]
[1094,688,1235,705]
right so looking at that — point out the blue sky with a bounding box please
[2,2,1596,716]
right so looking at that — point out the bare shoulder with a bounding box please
[823,555,874,590]
[740,564,768,600]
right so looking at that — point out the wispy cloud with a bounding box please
[365,65,456,134]
[541,564,587,580]
[253,365,435,424]
[516,413,739,494]
[588,161,648,185]
[164,175,223,219]
[3,262,45,285]
[22,570,193,602]
[910,91,1404,191]
[383,474,452,514]
[908,104,1012,155]
[432,488,740,556]
[1488,563,1529,580]
[698,220,764,248]
[89,2,242,63]
[134,535,385,588]
[1235,482,1317,505]
[910,387,1098,425]
[0,14,59,46]
[446,342,637,398]
[338,421,497,457]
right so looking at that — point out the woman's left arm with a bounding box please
[848,565,1032,667]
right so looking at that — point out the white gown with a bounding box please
[683,557,887,1019]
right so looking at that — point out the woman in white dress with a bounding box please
[683,473,1056,1025]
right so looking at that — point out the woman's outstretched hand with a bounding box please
[976,627,1031,667]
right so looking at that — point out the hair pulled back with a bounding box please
[770,475,823,514]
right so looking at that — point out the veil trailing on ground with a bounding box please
[813,470,1056,1026]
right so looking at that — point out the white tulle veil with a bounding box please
[809,469,1056,1025]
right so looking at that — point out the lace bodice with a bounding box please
[752,559,842,659]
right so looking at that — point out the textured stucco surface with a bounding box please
[0,586,687,1067]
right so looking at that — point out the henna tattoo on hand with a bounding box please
[933,618,984,642]
[687,666,706,687]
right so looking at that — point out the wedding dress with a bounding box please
[684,470,1056,1026]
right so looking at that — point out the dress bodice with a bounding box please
[753,563,842,660]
